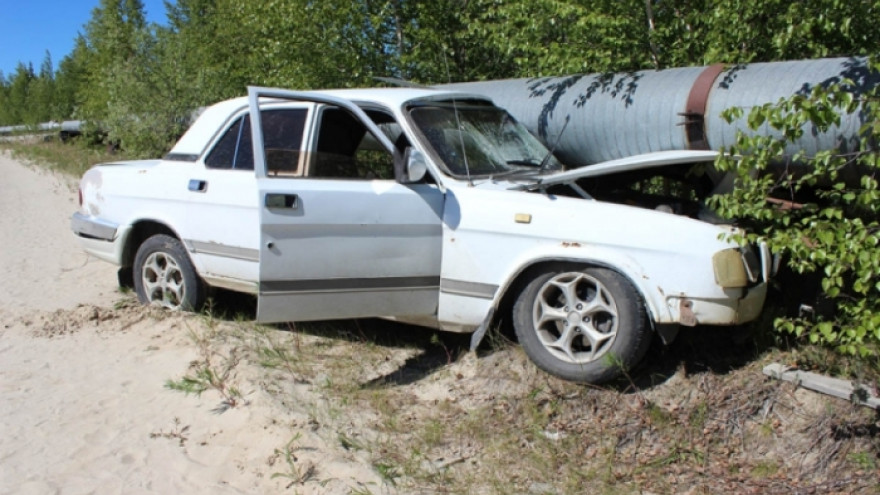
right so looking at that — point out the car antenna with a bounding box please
[539,114,570,173]
[443,50,473,186]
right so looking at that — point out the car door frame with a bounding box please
[247,86,445,324]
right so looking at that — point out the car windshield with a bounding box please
[408,101,563,179]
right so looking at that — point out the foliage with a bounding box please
[708,57,880,355]
[650,0,880,67]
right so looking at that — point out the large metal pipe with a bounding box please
[442,57,879,168]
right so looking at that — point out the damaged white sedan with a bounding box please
[72,87,770,383]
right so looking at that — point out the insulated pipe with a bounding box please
[441,57,878,168]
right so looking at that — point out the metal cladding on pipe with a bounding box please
[441,57,878,168]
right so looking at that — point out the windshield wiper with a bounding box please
[538,115,570,173]
[490,167,544,181]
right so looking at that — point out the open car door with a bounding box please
[248,87,444,324]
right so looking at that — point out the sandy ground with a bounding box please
[0,151,382,494]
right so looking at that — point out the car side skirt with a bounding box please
[256,276,440,323]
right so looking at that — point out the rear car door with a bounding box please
[182,104,310,293]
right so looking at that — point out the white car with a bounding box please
[72,87,770,383]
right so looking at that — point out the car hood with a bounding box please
[514,150,719,190]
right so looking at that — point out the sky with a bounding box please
[0,0,168,78]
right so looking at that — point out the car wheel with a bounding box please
[513,266,651,383]
[133,234,205,311]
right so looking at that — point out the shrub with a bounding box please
[709,57,880,356]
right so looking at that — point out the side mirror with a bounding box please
[395,147,428,184]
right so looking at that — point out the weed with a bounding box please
[645,401,672,428]
[847,451,877,471]
[349,486,376,495]
[648,444,705,467]
[418,419,446,449]
[373,462,400,486]
[338,433,365,452]
[270,434,317,488]
[165,321,244,412]
[750,459,780,478]
[689,401,709,431]
[165,361,243,412]
[149,417,190,447]
[252,327,308,383]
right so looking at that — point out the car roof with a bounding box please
[169,87,492,158]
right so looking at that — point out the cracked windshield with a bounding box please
[409,102,563,179]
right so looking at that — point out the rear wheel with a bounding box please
[133,234,205,311]
[513,266,651,383]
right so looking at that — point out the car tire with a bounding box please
[133,234,206,311]
[513,266,651,384]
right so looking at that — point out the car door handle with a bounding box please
[188,179,208,192]
[265,193,298,209]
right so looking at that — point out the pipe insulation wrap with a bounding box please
[442,57,878,167]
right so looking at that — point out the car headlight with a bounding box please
[713,247,760,288]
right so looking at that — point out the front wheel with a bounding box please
[513,266,651,384]
[133,234,206,311]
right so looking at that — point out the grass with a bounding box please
[270,434,317,488]
[0,136,136,177]
[164,315,244,412]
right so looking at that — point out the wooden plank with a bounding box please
[763,363,880,409]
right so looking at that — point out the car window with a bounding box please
[205,109,307,175]
[308,107,396,180]
[205,114,251,170]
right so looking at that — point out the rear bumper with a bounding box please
[71,212,126,265]
[71,212,117,241]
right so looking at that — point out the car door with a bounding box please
[182,103,311,294]
[248,87,445,323]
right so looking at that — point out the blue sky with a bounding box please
[0,0,168,78]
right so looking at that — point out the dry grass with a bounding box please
[208,314,879,494]
[0,136,136,177]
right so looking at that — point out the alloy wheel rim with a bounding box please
[142,252,186,309]
[531,272,619,364]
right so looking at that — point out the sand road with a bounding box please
[0,151,380,494]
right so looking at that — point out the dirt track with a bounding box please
[0,152,380,494]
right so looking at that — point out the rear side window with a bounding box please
[205,114,252,170]
[205,109,307,174]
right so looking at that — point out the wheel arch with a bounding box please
[118,220,183,287]
[493,258,660,334]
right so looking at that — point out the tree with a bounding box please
[53,36,91,122]
[7,63,37,124]
[0,71,10,126]
[29,52,57,123]
[77,0,149,125]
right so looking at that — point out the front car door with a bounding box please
[248,87,445,323]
